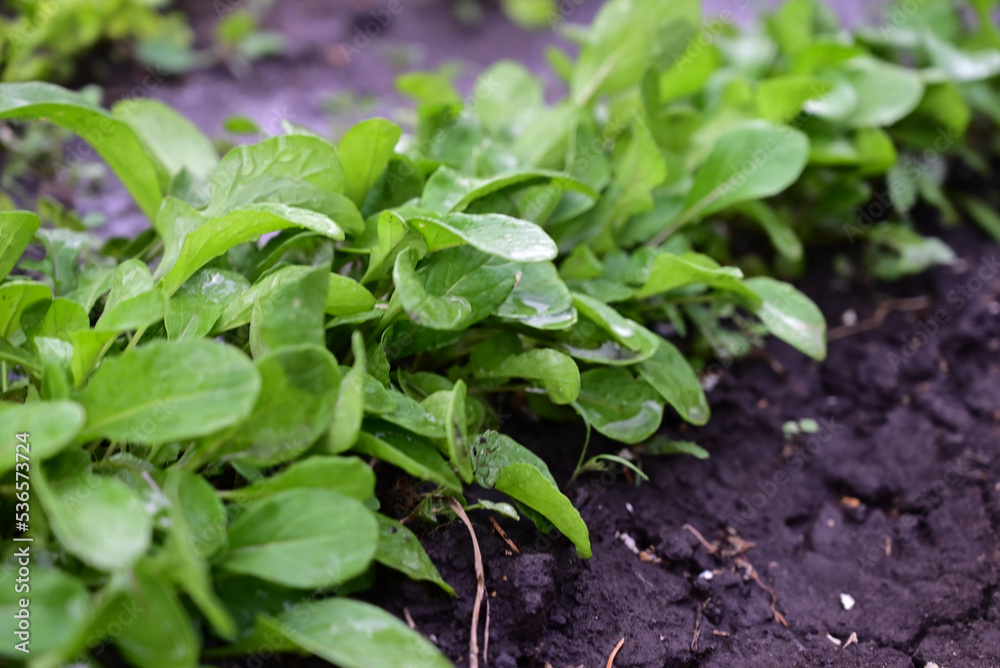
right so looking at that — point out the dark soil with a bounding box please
[367,216,1000,668]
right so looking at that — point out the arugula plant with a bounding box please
[0,0,195,82]
[1,0,999,666]
[0,0,282,84]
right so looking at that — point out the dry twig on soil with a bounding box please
[448,498,486,668]
[827,296,932,340]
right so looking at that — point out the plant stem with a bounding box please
[102,441,120,460]
[125,326,148,353]
[647,206,698,247]
[566,402,593,489]
[1,362,7,393]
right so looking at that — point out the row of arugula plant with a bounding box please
[1,0,282,83]
[2,0,1000,666]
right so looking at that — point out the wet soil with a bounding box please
[368,218,1000,668]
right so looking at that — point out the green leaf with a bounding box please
[74,339,261,444]
[567,293,660,364]
[355,424,462,494]
[744,276,827,361]
[643,437,710,458]
[606,117,668,228]
[327,273,377,315]
[364,387,446,439]
[34,469,152,572]
[114,563,199,668]
[756,75,833,122]
[475,61,544,135]
[658,30,719,102]
[0,568,89,657]
[220,344,340,466]
[420,167,598,214]
[838,58,925,127]
[635,252,751,299]
[473,348,581,405]
[408,212,559,262]
[339,118,402,206]
[683,120,810,221]
[0,281,51,338]
[393,246,519,331]
[473,430,556,487]
[162,468,229,558]
[471,431,589,554]
[165,269,249,341]
[575,368,664,444]
[865,223,956,282]
[0,82,163,218]
[443,379,474,482]
[113,98,218,184]
[258,598,452,668]
[571,0,700,104]
[249,266,327,358]
[236,456,376,502]
[156,198,344,296]
[328,332,367,453]
[766,0,814,58]
[637,336,709,425]
[922,30,1000,82]
[161,470,235,640]
[222,488,378,589]
[212,266,372,333]
[0,400,85,476]
[736,201,804,262]
[496,464,591,558]
[0,211,39,282]
[375,515,455,595]
[961,196,1000,243]
[21,298,89,341]
[205,135,346,216]
[95,259,167,332]
[0,338,41,372]
[495,261,577,330]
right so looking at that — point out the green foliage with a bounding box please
[0,0,193,83]
[1,0,998,665]
[0,0,282,84]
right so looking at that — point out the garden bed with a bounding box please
[3,1,999,667]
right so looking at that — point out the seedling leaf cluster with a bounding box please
[1,0,999,666]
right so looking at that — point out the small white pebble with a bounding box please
[625,502,634,514]
[698,570,713,581]
[840,593,856,610]
[618,532,640,554]
[841,309,858,327]
[925,663,941,668]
